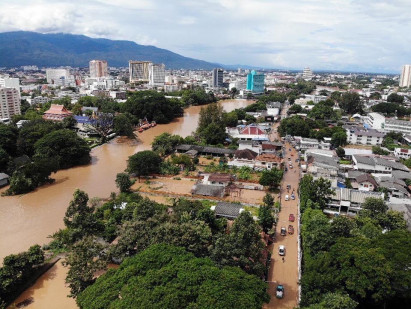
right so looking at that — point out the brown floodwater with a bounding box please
[1,99,253,308]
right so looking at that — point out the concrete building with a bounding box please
[212,68,224,88]
[89,60,108,78]
[149,63,166,86]
[344,125,384,146]
[46,69,70,84]
[129,61,151,82]
[326,188,384,215]
[0,87,21,119]
[0,76,20,94]
[266,102,281,116]
[246,70,265,94]
[365,112,411,135]
[302,67,313,80]
[400,64,411,88]
[394,148,411,159]
[352,155,409,174]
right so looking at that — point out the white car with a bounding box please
[285,195,289,201]
[278,245,285,256]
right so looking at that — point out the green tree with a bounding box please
[196,103,227,144]
[331,130,347,148]
[113,114,134,138]
[77,244,269,309]
[0,123,18,157]
[301,208,333,256]
[258,205,274,233]
[278,115,314,137]
[387,93,404,104]
[64,236,107,297]
[115,173,134,193]
[127,150,162,179]
[339,92,362,115]
[63,189,101,241]
[336,147,345,158]
[372,146,389,155]
[211,212,266,277]
[263,193,274,207]
[34,129,91,169]
[259,168,284,190]
[302,293,358,309]
[288,104,303,114]
[151,133,184,156]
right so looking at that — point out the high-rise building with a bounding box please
[302,67,313,80]
[149,63,166,86]
[89,60,108,78]
[400,65,411,88]
[212,68,224,88]
[129,61,151,82]
[46,69,70,84]
[246,70,265,94]
[0,76,20,94]
[0,87,21,119]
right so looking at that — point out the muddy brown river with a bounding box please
[2,99,253,308]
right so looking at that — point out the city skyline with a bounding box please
[0,0,410,73]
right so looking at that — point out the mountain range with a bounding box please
[0,31,220,69]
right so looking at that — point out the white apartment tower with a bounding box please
[0,88,21,119]
[302,67,313,80]
[149,63,165,86]
[129,61,151,82]
[212,68,224,88]
[89,60,108,78]
[0,76,20,94]
[400,65,411,88]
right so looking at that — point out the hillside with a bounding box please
[0,31,219,69]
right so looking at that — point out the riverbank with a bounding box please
[1,99,254,308]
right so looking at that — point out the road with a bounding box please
[264,103,301,309]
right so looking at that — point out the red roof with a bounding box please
[240,125,265,135]
[44,104,72,115]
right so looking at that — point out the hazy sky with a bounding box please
[0,0,410,73]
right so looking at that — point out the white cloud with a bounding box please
[0,0,408,72]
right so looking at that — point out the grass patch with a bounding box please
[339,160,351,164]
[244,206,259,217]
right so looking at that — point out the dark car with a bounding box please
[280,227,287,236]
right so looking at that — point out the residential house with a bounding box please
[355,174,378,191]
[211,202,245,219]
[175,145,235,157]
[394,148,411,160]
[204,173,235,186]
[228,149,258,168]
[306,153,339,187]
[255,153,282,170]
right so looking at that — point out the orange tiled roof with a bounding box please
[44,104,72,115]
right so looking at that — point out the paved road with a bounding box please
[264,103,301,309]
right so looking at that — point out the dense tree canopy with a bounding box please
[127,150,162,178]
[113,114,134,138]
[151,133,184,156]
[196,103,227,145]
[122,91,183,124]
[339,92,362,115]
[34,129,91,169]
[77,244,270,309]
[387,93,404,104]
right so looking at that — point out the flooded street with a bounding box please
[1,99,252,308]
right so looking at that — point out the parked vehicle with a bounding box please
[289,214,295,222]
[276,285,284,298]
[288,225,294,234]
[280,227,287,236]
[291,193,295,200]
[287,184,291,189]
[278,245,285,256]
[289,165,293,169]
[285,195,289,201]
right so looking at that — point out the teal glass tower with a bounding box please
[246,70,265,94]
